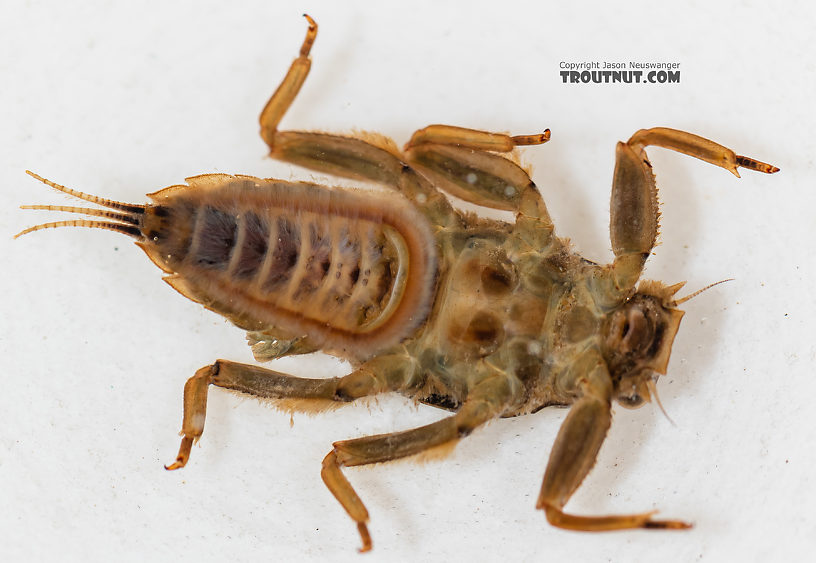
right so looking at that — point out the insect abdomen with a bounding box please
[142,175,437,358]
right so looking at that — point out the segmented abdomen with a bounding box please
[142,174,437,358]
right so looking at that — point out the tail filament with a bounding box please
[15,171,144,240]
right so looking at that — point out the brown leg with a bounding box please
[164,354,419,470]
[536,355,691,530]
[406,124,550,153]
[258,14,316,147]
[626,127,779,177]
[599,127,779,306]
[404,125,552,219]
[321,373,519,552]
[257,16,456,226]
[403,124,557,256]
[258,14,401,185]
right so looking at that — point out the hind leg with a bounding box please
[258,16,455,226]
[165,354,419,470]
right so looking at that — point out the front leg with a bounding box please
[537,356,690,530]
[604,127,779,303]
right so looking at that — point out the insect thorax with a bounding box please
[402,227,604,414]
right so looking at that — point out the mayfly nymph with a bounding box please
[18,15,779,552]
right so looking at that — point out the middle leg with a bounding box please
[321,371,521,551]
[404,125,551,217]
[403,124,556,252]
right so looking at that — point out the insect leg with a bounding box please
[259,15,399,186]
[404,125,552,219]
[536,358,691,530]
[258,14,316,147]
[258,18,456,225]
[603,127,779,304]
[603,139,660,302]
[164,354,420,471]
[403,125,555,253]
[321,372,519,552]
[406,124,550,153]
[626,127,780,177]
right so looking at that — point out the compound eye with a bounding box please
[617,392,645,408]
[616,375,652,409]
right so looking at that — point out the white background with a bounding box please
[2,1,814,561]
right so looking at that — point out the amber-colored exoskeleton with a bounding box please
[17,15,779,552]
